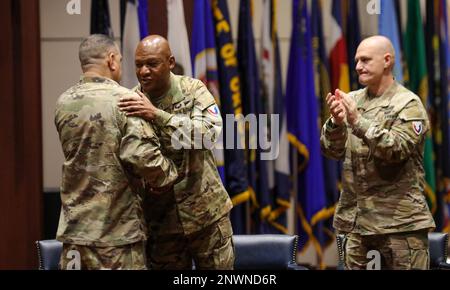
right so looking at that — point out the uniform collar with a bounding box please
[138,73,185,110]
[79,75,119,86]
[357,81,399,112]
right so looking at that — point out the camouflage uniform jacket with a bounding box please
[320,82,436,235]
[55,76,178,247]
[135,73,233,235]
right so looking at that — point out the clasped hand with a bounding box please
[326,89,360,126]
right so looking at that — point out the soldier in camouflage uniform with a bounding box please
[55,34,179,270]
[118,35,234,270]
[321,36,436,270]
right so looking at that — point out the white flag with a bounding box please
[122,0,140,89]
[167,0,192,76]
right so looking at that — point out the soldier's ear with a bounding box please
[384,53,392,69]
[107,52,116,71]
[168,55,176,70]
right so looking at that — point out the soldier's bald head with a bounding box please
[134,35,175,96]
[136,35,172,59]
[358,36,396,69]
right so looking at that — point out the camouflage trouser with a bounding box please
[147,214,235,270]
[59,241,147,270]
[344,230,430,270]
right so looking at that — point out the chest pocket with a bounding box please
[375,106,397,130]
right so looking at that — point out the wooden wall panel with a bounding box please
[0,0,43,270]
[148,0,168,37]
[147,0,194,39]
[0,0,16,270]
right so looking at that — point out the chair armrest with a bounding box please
[438,262,450,270]
[336,234,346,270]
[36,239,63,270]
[428,232,449,269]
[287,263,309,270]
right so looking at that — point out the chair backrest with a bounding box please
[36,239,63,270]
[37,236,308,270]
[233,234,300,270]
[428,232,449,269]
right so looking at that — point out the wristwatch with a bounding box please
[328,118,339,129]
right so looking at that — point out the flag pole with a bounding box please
[291,147,298,234]
[291,146,298,262]
[246,200,251,234]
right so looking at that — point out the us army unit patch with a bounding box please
[413,121,423,136]
[207,105,220,116]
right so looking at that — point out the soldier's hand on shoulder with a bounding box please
[118,91,157,121]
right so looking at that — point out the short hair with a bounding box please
[172,62,185,75]
[79,34,118,67]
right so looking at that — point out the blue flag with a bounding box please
[91,0,114,37]
[191,0,225,183]
[379,0,404,84]
[261,0,291,234]
[286,0,327,269]
[137,0,148,39]
[211,0,250,234]
[311,0,339,249]
[238,0,271,234]
[439,0,450,232]
[120,0,148,39]
[346,0,361,91]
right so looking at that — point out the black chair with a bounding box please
[37,235,309,270]
[335,232,450,270]
[35,239,63,270]
[428,232,450,270]
[232,234,308,270]
[335,234,346,270]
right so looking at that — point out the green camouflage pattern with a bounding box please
[321,82,436,235]
[55,76,178,247]
[344,230,429,270]
[134,73,233,236]
[59,241,147,270]
[147,214,234,270]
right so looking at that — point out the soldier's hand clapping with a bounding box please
[326,90,346,126]
[337,89,360,126]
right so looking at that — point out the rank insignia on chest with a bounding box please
[412,121,423,136]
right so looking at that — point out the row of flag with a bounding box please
[91,0,450,268]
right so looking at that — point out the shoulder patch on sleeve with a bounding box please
[412,121,423,136]
[207,104,220,116]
